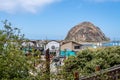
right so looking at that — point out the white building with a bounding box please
[45,41,60,57]
[21,41,35,47]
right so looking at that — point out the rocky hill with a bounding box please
[65,22,109,42]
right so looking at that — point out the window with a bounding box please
[74,46,80,49]
[50,52,56,56]
[51,45,55,49]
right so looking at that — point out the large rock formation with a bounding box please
[65,22,109,42]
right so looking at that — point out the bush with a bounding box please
[63,46,120,76]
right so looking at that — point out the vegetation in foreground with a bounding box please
[63,46,120,78]
[0,20,47,80]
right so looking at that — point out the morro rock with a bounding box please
[65,22,109,42]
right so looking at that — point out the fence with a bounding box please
[79,65,120,80]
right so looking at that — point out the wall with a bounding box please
[61,42,72,51]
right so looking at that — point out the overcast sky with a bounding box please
[0,0,120,40]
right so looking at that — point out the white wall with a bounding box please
[46,41,60,57]
[46,41,60,51]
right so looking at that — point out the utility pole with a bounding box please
[45,49,50,80]
[74,71,79,80]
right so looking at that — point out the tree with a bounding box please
[0,20,37,80]
[63,46,120,77]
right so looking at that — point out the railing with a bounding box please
[79,65,120,80]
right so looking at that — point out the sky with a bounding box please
[0,0,120,40]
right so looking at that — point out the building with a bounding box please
[45,40,60,57]
[21,41,35,47]
[60,40,83,52]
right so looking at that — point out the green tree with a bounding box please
[63,46,120,77]
[0,20,38,80]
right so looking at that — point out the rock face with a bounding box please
[65,22,109,42]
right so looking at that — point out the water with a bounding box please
[83,41,120,48]
[102,41,120,47]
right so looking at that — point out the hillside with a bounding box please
[65,22,109,42]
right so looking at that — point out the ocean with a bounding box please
[102,41,120,47]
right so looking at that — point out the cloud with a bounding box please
[84,0,120,3]
[0,0,60,13]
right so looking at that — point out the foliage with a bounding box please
[63,46,120,77]
[0,20,45,80]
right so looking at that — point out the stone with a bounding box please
[65,22,109,42]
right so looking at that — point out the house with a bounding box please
[21,41,35,55]
[60,40,83,52]
[35,40,46,55]
[21,41,35,47]
[45,40,60,57]
[36,40,46,48]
